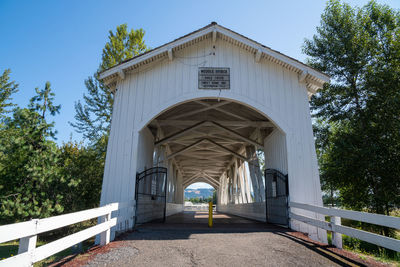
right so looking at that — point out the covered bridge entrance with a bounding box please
[98,22,330,243]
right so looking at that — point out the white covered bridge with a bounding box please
[2,23,399,267]
[98,22,329,242]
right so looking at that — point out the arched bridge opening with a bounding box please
[134,98,289,227]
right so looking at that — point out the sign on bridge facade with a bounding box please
[198,67,230,89]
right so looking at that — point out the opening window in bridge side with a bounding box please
[272,175,277,198]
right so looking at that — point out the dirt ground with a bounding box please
[61,212,390,267]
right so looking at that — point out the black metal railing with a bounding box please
[265,168,289,226]
[135,167,168,225]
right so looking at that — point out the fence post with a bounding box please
[330,216,342,249]
[18,219,38,266]
[100,206,111,246]
[18,235,37,254]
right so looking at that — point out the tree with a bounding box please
[58,141,105,213]
[212,189,217,204]
[304,0,400,219]
[100,25,147,72]
[71,24,148,143]
[0,82,64,223]
[0,69,18,120]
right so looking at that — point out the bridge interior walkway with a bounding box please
[136,210,279,232]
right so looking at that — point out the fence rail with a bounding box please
[0,202,129,267]
[184,204,210,211]
[289,202,400,252]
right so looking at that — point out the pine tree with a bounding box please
[71,24,148,143]
[0,69,18,120]
[0,82,64,222]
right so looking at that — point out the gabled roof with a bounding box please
[99,22,329,95]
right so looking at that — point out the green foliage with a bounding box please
[0,82,64,222]
[100,24,147,72]
[304,0,400,218]
[185,196,214,204]
[212,189,217,204]
[71,24,148,143]
[0,80,105,226]
[0,24,148,226]
[70,76,112,142]
[0,69,18,120]
[58,141,105,213]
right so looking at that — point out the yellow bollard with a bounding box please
[208,202,213,227]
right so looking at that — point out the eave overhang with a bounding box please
[99,22,330,96]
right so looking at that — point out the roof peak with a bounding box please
[99,23,329,94]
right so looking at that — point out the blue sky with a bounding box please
[1,0,398,189]
[1,0,399,145]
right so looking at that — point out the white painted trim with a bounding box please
[168,48,173,61]
[298,70,307,83]
[289,202,400,252]
[290,202,400,229]
[214,25,329,82]
[136,95,288,136]
[34,218,117,262]
[0,202,129,266]
[99,24,329,90]
[255,49,262,63]
[99,26,215,80]
[212,29,217,44]
[117,69,125,80]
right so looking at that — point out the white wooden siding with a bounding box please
[263,129,288,175]
[100,36,326,241]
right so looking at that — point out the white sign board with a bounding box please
[198,67,230,89]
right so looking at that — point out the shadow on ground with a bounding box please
[119,211,366,267]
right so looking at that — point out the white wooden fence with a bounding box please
[0,202,128,267]
[289,202,400,252]
[184,203,209,211]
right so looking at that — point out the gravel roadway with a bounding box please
[79,212,375,267]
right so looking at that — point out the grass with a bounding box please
[34,238,95,267]
[0,219,97,266]
[0,238,95,266]
[325,214,400,264]
[0,240,18,260]
[326,229,400,265]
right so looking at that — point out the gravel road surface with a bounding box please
[79,211,372,267]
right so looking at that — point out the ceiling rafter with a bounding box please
[182,173,203,186]
[209,121,264,149]
[176,154,230,160]
[201,171,221,184]
[166,139,206,160]
[156,120,263,148]
[167,138,247,162]
[155,121,207,146]
[184,177,218,189]
[157,120,273,128]
[183,173,220,187]
[204,138,247,161]
[168,101,229,120]
[195,100,249,121]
